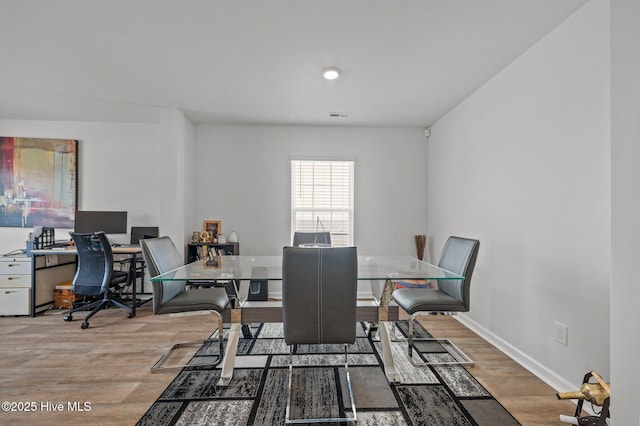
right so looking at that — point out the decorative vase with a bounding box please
[415,235,426,261]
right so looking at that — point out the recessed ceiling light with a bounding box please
[322,66,341,80]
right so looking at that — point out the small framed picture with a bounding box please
[203,220,221,236]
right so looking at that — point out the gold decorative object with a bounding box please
[557,370,610,426]
[200,231,212,242]
[557,371,610,406]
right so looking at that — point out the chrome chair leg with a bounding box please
[285,344,357,424]
[406,312,474,367]
[342,344,357,422]
[285,345,294,423]
[151,310,224,373]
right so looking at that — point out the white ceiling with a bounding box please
[0,0,587,127]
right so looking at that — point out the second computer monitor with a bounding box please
[74,211,128,234]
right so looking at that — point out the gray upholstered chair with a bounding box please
[282,246,358,424]
[292,231,331,247]
[392,236,480,366]
[140,236,229,372]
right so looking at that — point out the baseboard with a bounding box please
[455,314,596,416]
[455,314,583,394]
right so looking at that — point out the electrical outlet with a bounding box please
[554,321,568,346]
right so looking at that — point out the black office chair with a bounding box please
[392,236,480,366]
[130,226,160,245]
[63,232,132,329]
[140,236,229,372]
[292,231,331,247]
[125,226,159,292]
[282,246,358,424]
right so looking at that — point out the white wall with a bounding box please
[156,108,197,248]
[194,125,428,256]
[427,0,610,391]
[0,119,162,254]
[0,112,198,258]
[0,120,427,261]
[610,0,640,424]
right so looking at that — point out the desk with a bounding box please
[31,245,143,317]
[151,255,463,384]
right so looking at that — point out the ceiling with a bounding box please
[0,0,587,128]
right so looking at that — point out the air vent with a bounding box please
[328,112,351,118]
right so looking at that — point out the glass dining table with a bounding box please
[150,255,464,384]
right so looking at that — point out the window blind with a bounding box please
[291,160,354,247]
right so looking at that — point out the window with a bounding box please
[291,160,354,246]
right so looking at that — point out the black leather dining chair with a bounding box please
[63,232,131,329]
[292,231,331,247]
[392,236,480,366]
[282,246,358,424]
[140,236,229,372]
[124,226,159,293]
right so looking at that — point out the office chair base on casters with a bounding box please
[63,315,90,329]
[64,296,133,329]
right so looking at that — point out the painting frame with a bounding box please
[203,220,221,236]
[0,137,78,228]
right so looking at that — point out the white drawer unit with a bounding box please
[0,256,32,316]
[0,288,30,316]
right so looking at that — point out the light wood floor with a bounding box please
[0,303,578,425]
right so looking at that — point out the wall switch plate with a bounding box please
[554,321,568,346]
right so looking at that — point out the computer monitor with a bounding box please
[74,211,128,234]
[130,226,159,245]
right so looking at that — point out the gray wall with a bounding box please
[610,0,640,423]
[193,125,428,257]
[0,119,162,253]
[426,0,610,393]
[0,109,195,256]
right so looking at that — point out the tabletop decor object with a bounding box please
[203,220,221,237]
[415,234,426,260]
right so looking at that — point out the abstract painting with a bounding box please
[0,137,77,228]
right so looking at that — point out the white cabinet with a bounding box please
[0,256,32,316]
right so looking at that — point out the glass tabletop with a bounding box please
[149,255,464,282]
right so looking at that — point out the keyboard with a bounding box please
[49,241,72,248]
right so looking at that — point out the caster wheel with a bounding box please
[63,315,73,322]
[127,313,134,318]
[81,322,89,329]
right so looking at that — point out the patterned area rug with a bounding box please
[137,321,520,425]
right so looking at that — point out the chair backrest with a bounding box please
[139,236,186,314]
[437,236,480,311]
[131,226,159,245]
[69,231,114,296]
[292,231,331,247]
[282,246,357,345]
